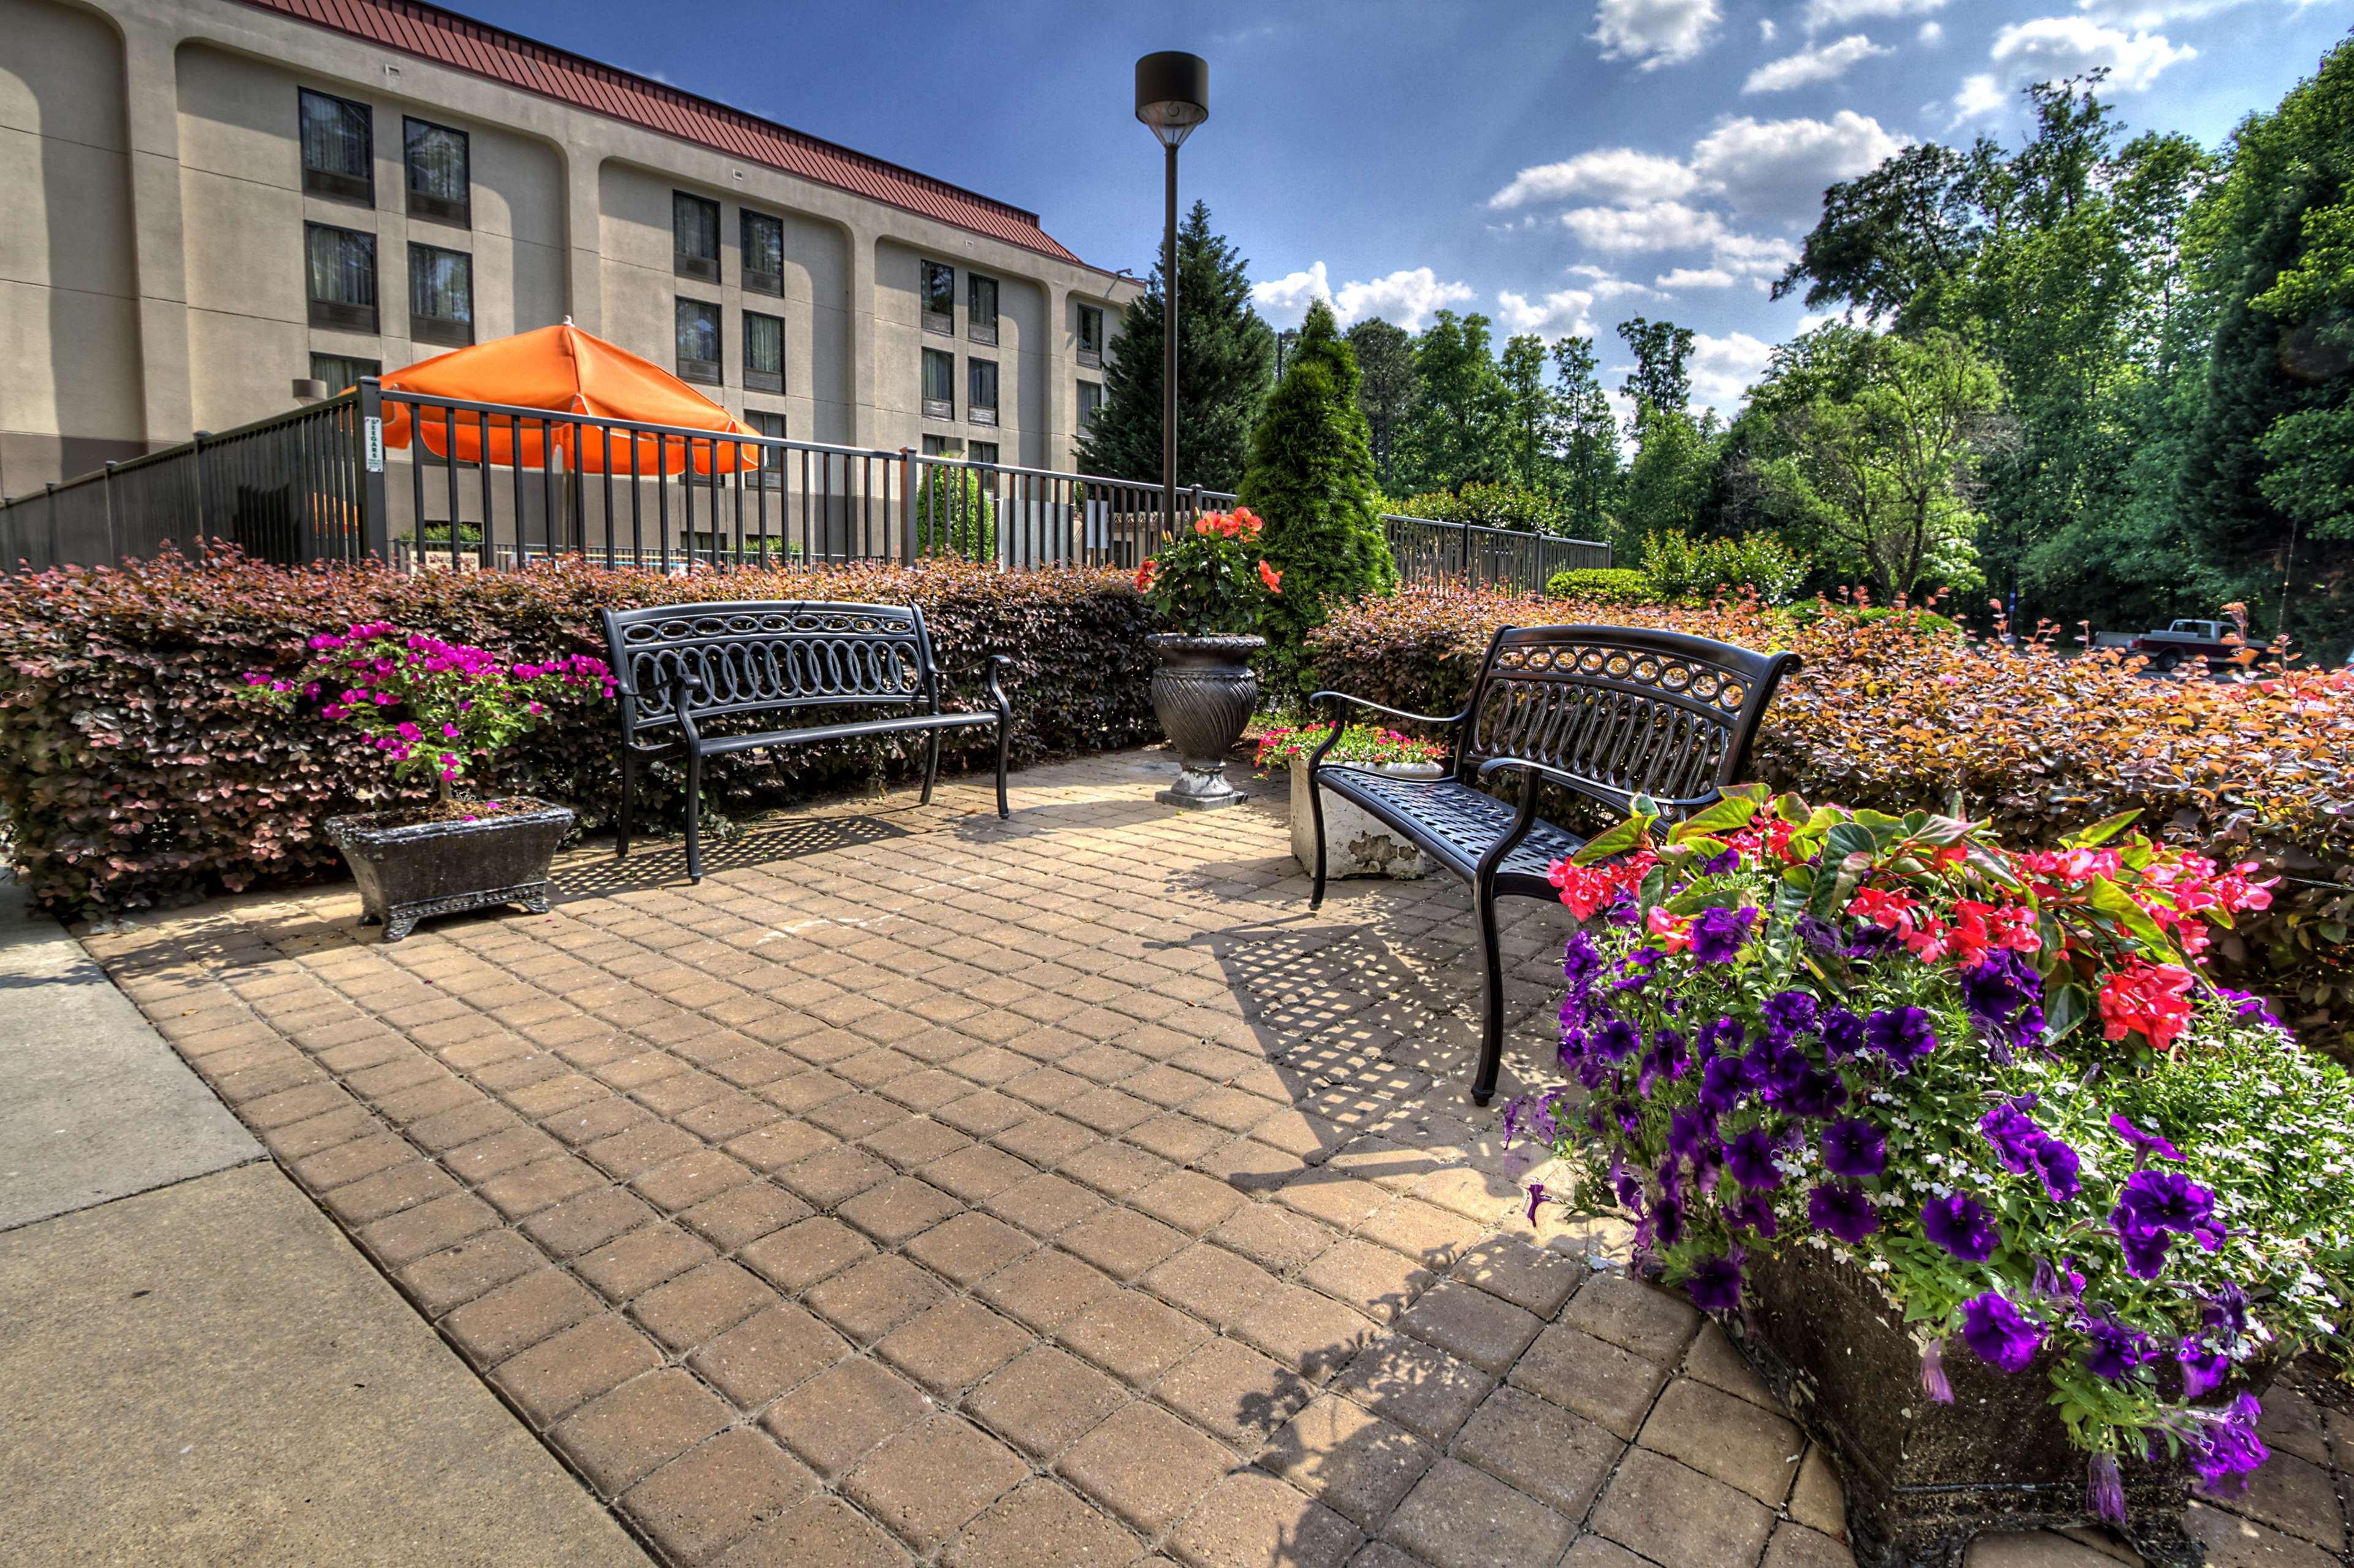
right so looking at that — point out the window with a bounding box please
[299,89,372,202]
[967,359,999,427]
[741,210,784,297]
[920,260,955,335]
[968,274,999,346]
[403,118,469,226]
[921,435,960,457]
[970,440,999,468]
[673,192,721,282]
[743,312,784,393]
[1077,305,1104,369]
[304,223,378,332]
[676,298,722,384]
[1076,379,1104,430]
[922,348,955,420]
[747,409,786,487]
[408,243,473,346]
[309,353,380,392]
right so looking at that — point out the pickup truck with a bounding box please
[2125,619,2265,672]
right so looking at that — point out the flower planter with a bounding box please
[326,798,574,942]
[1721,1244,2222,1567]
[1287,760,1441,879]
[1147,633,1265,811]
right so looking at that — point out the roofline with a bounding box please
[234,0,1136,282]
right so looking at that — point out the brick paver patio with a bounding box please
[83,751,2349,1568]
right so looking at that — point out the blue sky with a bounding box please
[462,0,2348,415]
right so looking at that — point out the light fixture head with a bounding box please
[291,378,329,403]
[1134,52,1208,148]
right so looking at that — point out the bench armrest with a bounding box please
[983,654,1013,714]
[1308,690,1469,730]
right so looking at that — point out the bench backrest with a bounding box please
[600,600,936,739]
[1459,623,1797,817]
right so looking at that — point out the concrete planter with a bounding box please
[326,798,573,942]
[1288,761,1443,879]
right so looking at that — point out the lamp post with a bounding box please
[1135,52,1207,534]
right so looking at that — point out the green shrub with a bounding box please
[1307,586,2354,1055]
[1394,481,1567,535]
[915,467,997,560]
[1786,599,1963,637]
[0,551,1160,916]
[1545,567,1656,604]
[1640,528,1809,605]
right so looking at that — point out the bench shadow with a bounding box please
[552,813,916,897]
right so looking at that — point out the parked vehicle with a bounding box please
[2125,618,2269,673]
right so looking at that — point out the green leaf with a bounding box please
[1680,794,1763,838]
[1574,813,1656,865]
[2063,808,2143,850]
[1824,822,1878,868]
[2044,981,2090,1042]
[2086,876,2172,954]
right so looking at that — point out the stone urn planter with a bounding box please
[1720,1244,2237,1568]
[1287,760,1441,879]
[1147,633,1265,811]
[326,798,574,942]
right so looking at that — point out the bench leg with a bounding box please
[1308,768,1329,910]
[921,731,941,807]
[994,717,1011,819]
[1470,874,1505,1107]
[683,748,704,885]
[616,749,635,860]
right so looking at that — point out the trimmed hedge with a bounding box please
[0,552,1160,916]
[1309,587,2354,1053]
[1544,567,1655,605]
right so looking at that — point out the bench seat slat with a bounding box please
[692,709,1000,757]
[1317,767,1585,885]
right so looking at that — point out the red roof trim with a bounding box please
[233,0,1115,273]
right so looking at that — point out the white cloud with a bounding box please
[1565,265,1664,300]
[1488,148,1700,209]
[1496,288,1599,338]
[1986,16,2194,91]
[1691,331,1777,415]
[1951,72,2008,119]
[1561,201,1729,253]
[1743,33,1893,93]
[1248,261,1475,330]
[1656,266,1738,288]
[1802,0,1945,31]
[1760,17,1779,39]
[2079,0,2318,26]
[1688,111,1906,222]
[1918,21,1944,44]
[1711,231,1802,277]
[1592,0,1722,68]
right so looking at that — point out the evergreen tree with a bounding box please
[1076,200,1274,492]
[1497,334,1554,491]
[1345,318,1420,494]
[1550,336,1622,541]
[1239,299,1397,662]
[1616,317,1697,419]
[1619,405,1717,554]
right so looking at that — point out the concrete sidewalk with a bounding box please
[0,881,646,1567]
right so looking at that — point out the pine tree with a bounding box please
[1239,299,1397,664]
[1076,201,1274,493]
[1497,334,1554,492]
[1345,318,1419,494]
[1399,311,1507,492]
[1617,316,1696,420]
[1550,336,1622,542]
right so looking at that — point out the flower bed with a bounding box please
[1308,588,2354,1054]
[1251,723,1446,771]
[1513,788,2354,1523]
[0,551,1160,916]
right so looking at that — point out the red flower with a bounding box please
[1134,558,1158,592]
[2099,960,2196,1052]
[1258,559,1283,594]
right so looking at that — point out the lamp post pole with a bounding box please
[1135,52,1207,545]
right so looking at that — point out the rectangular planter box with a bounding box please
[1288,761,1442,881]
[326,797,573,942]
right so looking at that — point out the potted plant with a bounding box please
[245,621,614,940]
[1255,723,1447,879]
[1511,788,2353,1567]
[1134,506,1284,810]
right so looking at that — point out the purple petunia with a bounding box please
[1762,990,1819,1038]
[2079,1314,2154,1382]
[1667,1107,1713,1164]
[1683,1253,1743,1312]
[2114,1170,2216,1235]
[1727,1128,1783,1191]
[1920,1337,1954,1404]
[1958,948,2046,1058]
[1794,914,1839,951]
[1612,947,1666,992]
[2178,1340,2231,1399]
[1639,1027,1689,1096]
[1591,1019,1641,1063]
[2030,1138,2081,1203]
[2087,1453,2126,1526]
[1697,1054,1752,1117]
[2119,1225,2173,1280]
[2214,988,2282,1030]
[1688,905,1757,965]
[1818,1007,1866,1059]
[1808,1181,1881,1244]
[2109,1113,2183,1167]
[1960,1291,2044,1372]
[1865,1006,1938,1070]
[1820,1118,1888,1178]
[1782,1065,1851,1121]
[1922,1193,2000,1261]
[1725,1192,1778,1238]
[1979,1100,2047,1176]
[2189,1395,2271,1490]
[1653,1189,1687,1247]
[1562,930,1606,993]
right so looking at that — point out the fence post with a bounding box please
[102,461,120,565]
[355,377,390,562]
[191,431,210,540]
[46,482,60,570]
[898,448,917,563]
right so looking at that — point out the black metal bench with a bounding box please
[600,600,1012,883]
[1308,623,1797,1105]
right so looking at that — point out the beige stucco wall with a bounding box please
[0,0,1137,500]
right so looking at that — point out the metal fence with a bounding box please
[0,380,1605,591]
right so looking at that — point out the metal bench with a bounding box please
[601,600,1012,882]
[1307,623,1797,1105]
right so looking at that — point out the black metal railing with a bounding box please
[0,394,367,571]
[1,380,1607,591]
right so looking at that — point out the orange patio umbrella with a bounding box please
[376,322,763,476]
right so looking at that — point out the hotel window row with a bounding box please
[671,191,792,298]
[297,87,478,350]
[671,300,789,394]
[299,88,472,226]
